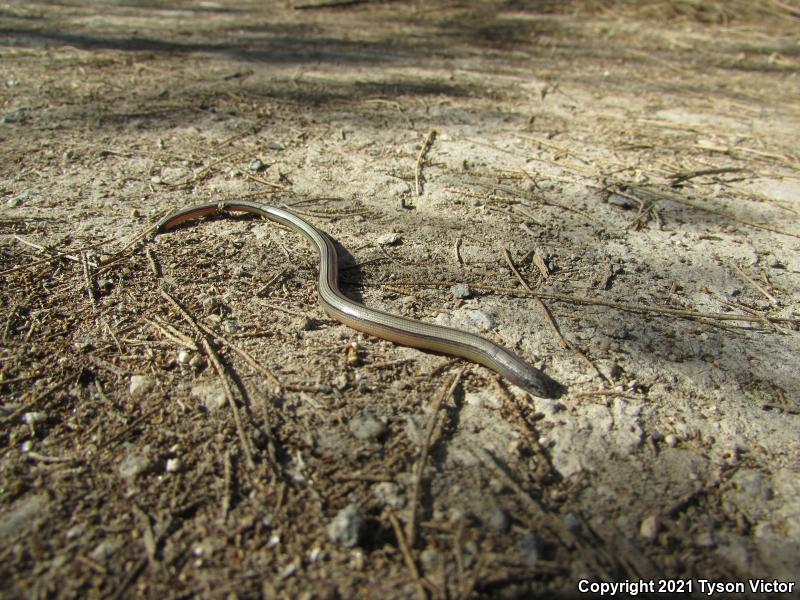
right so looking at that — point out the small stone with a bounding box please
[517,531,546,564]
[372,482,406,509]
[419,547,439,568]
[665,434,679,447]
[201,297,217,312]
[536,399,565,417]
[640,515,660,541]
[177,350,191,365]
[487,507,510,533]
[327,504,364,548]
[563,512,582,535]
[22,411,47,425]
[377,233,401,246]
[191,382,226,411]
[66,523,86,540]
[348,413,387,440]
[222,320,240,334]
[404,415,425,446]
[119,450,151,481]
[90,538,123,561]
[268,141,285,151]
[20,440,33,452]
[450,283,471,299]
[464,309,495,331]
[129,375,155,398]
[6,192,27,208]
[607,193,636,209]
[165,458,182,473]
[249,158,265,171]
[694,531,716,548]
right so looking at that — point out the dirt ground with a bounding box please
[1,0,799,598]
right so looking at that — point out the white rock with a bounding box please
[327,504,364,548]
[191,382,227,411]
[464,309,495,331]
[640,515,660,541]
[119,449,151,481]
[22,411,47,425]
[450,283,471,299]
[129,375,155,398]
[377,233,401,246]
[372,482,406,509]
[348,413,387,440]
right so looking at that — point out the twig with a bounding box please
[414,130,437,197]
[730,262,778,305]
[454,236,463,268]
[647,188,800,239]
[201,337,256,471]
[143,317,199,350]
[492,379,554,483]
[503,249,569,349]
[256,268,288,297]
[197,321,283,393]
[159,288,256,470]
[459,553,489,600]
[669,166,745,185]
[388,512,428,600]
[294,0,368,8]
[368,280,798,326]
[236,168,287,190]
[221,449,232,522]
[145,247,160,277]
[81,252,97,305]
[407,369,462,548]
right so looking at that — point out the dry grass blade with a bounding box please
[406,368,462,548]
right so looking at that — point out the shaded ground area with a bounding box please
[1,0,799,598]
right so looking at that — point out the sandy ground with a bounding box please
[1,0,799,598]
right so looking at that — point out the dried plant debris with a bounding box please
[1,1,799,598]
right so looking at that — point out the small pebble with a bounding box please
[665,434,679,447]
[22,411,47,425]
[165,458,182,473]
[201,297,217,312]
[249,158,265,171]
[377,233,401,246]
[222,320,240,334]
[177,350,191,365]
[129,375,155,398]
[639,515,660,541]
[327,504,364,548]
[268,141,285,150]
[191,382,226,411]
[563,512,582,535]
[119,450,151,481]
[348,413,387,440]
[90,538,123,561]
[694,531,716,548]
[487,507,510,533]
[517,531,546,564]
[607,193,636,209]
[464,309,495,331]
[372,482,406,509]
[450,283,471,299]
[536,398,565,417]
